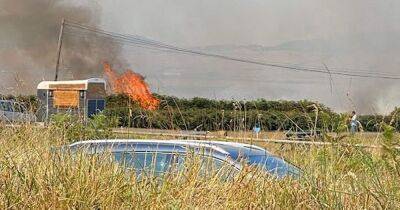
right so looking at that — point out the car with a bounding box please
[0,100,37,123]
[68,139,301,179]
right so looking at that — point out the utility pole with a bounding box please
[54,18,65,81]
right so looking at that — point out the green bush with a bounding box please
[50,113,115,143]
[4,93,400,132]
[104,94,340,132]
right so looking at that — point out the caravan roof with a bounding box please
[37,78,106,90]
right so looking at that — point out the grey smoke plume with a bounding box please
[1,0,400,114]
[99,0,400,114]
[0,0,122,94]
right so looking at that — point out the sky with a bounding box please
[99,0,400,46]
[1,0,400,114]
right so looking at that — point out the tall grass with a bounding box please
[0,124,399,208]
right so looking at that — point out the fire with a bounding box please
[103,62,160,110]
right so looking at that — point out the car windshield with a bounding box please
[246,155,300,178]
[208,143,300,178]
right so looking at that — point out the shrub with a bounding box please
[50,113,115,143]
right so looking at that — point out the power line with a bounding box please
[65,28,400,79]
[63,30,176,53]
[65,20,400,79]
[63,20,400,80]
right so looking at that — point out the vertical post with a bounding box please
[128,98,132,138]
[257,114,261,139]
[221,109,225,137]
[54,18,65,81]
[128,98,132,127]
[46,90,49,122]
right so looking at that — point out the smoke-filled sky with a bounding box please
[1,0,400,114]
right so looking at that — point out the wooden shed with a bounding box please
[37,78,106,121]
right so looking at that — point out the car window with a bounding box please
[113,152,176,174]
[199,156,224,172]
[0,101,13,112]
[198,156,238,179]
[112,151,238,179]
[174,152,238,179]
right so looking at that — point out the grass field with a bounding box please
[0,124,399,208]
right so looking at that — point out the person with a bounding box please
[350,111,357,134]
[253,122,261,139]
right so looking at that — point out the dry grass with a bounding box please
[0,124,399,209]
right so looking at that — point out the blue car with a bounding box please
[68,139,300,179]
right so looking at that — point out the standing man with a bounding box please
[253,122,261,139]
[350,111,357,134]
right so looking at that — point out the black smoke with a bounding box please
[0,0,123,93]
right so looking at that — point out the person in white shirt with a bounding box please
[350,111,357,134]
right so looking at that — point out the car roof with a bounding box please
[69,139,269,160]
[174,140,270,160]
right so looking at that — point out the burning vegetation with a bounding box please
[103,62,160,110]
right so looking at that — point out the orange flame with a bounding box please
[103,62,160,110]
